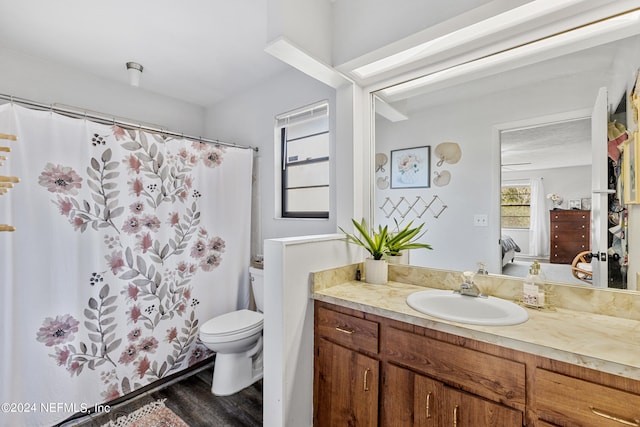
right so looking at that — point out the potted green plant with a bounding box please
[340,218,390,284]
[386,220,432,264]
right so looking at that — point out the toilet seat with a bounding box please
[200,309,263,342]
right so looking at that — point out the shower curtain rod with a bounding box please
[0,93,258,152]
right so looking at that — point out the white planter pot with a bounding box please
[365,258,388,284]
[387,251,408,265]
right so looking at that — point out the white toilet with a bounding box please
[199,266,264,396]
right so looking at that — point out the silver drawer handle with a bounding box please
[589,406,640,426]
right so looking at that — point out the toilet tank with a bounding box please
[249,267,264,312]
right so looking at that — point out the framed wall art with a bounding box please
[390,146,430,189]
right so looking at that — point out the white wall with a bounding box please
[263,234,360,427]
[204,69,337,255]
[0,46,205,136]
[374,72,604,273]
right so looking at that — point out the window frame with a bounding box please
[500,184,531,229]
[277,101,330,219]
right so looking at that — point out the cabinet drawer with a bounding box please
[536,369,640,426]
[316,306,379,354]
[550,230,589,241]
[384,327,525,408]
[551,221,589,231]
[550,211,589,222]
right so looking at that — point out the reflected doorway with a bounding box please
[499,116,594,286]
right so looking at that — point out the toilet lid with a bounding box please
[200,309,263,337]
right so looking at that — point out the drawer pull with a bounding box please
[335,326,354,335]
[453,405,459,427]
[363,368,371,392]
[589,406,640,426]
[426,392,432,419]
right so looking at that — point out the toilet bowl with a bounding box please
[199,267,264,396]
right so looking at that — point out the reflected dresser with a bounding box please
[549,209,590,264]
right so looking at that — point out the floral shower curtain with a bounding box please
[0,104,252,427]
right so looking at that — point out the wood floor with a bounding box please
[59,365,263,427]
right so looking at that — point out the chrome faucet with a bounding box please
[456,271,487,298]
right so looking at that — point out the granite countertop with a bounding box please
[313,280,640,381]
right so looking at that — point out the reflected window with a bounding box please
[276,101,329,219]
[501,185,530,229]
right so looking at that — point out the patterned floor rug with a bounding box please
[100,399,189,427]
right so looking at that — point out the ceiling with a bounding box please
[501,118,592,171]
[0,1,291,107]
[378,33,640,171]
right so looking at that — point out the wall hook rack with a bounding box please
[379,195,447,220]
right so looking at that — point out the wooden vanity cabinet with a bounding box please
[314,304,380,426]
[384,363,522,426]
[382,322,524,427]
[314,300,640,427]
[314,301,524,426]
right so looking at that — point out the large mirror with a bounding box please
[373,12,640,290]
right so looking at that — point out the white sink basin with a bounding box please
[406,289,528,326]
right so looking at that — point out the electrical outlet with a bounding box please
[473,214,488,227]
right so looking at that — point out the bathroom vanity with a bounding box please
[312,264,640,426]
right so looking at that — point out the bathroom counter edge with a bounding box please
[312,280,640,381]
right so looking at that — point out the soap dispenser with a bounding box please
[531,260,548,308]
[523,260,548,308]
[522,265,539,307]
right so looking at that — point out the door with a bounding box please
[591,86,611,287]
[314,339,379,426]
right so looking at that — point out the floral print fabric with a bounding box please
[0,105,252,427]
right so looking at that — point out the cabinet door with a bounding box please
[314,338,379,427]
[382,364,443,427]
[382,364,415,426]
[442,387,523,427]
[414,373,443,427]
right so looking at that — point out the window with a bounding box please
[277,102,329,218]
[501,185,531,228]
